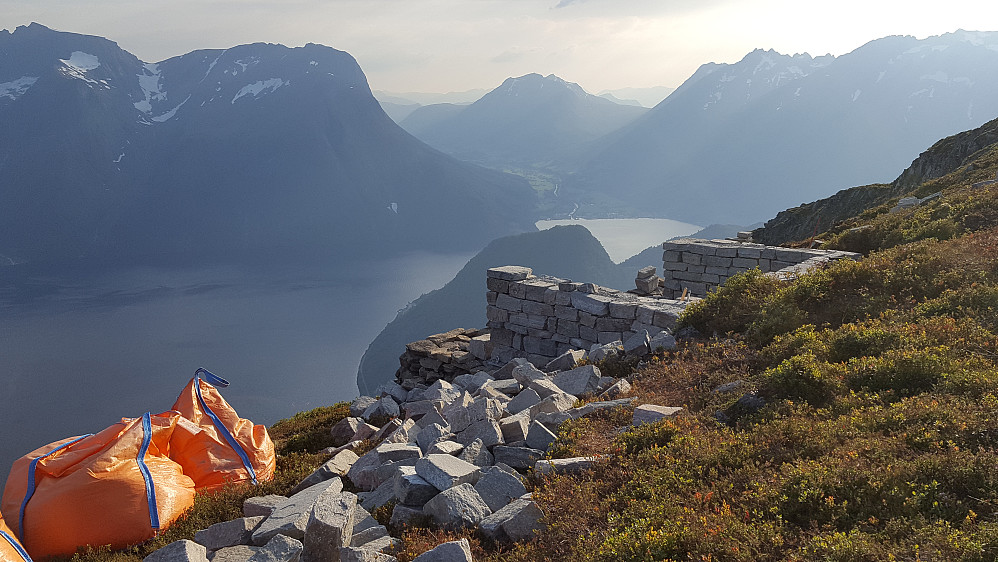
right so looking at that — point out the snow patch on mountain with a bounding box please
[0,76,38,100]
[134,63,166,113]
[231,78,289,103]
[58,51,107,88]
[151,94,191,122]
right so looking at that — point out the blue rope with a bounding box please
[17,433,92,544]
[137,412,160,532]
[0,529,33,561]
[193,368,258,484]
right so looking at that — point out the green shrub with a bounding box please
[845,347,949,397]
[760,353,845,406]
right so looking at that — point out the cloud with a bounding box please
[554,0,588,8]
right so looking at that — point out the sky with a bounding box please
[4,0,998,95]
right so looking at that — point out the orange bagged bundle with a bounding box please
[0,413,195,559]
[168,369,275,491]
[1,516,31,562]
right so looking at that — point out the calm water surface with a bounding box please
[0,252,471,481]
[536,218,701,262]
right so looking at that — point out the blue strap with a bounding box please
[18,433,92,544]
[194,368,258,484]
[137,412,161,532]
[0,529,33,562]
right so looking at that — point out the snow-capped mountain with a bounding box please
[399,73,647,167]
[0,23,536,266]
[567,31,998,225]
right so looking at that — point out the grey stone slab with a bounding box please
[623,330,651,356]
[456,438,494,468]
[632,404,683,426]
[474,467,528,512]
[252,478,343,545]
[427,440,464,456]
[349,525,389,548]
[649,332,677,352]
[144,540,209,562]
[502,500,544,542]
[411,539,473,562]
[350,397,378,418]
[599,378,632,400]
[550,365,601,396]
[244,495,287,518]
[415,454,482,491]
[195,516,265,551]
[389,504,424,529]
[373,458,419,489]
[374,442,422,463]
[506,387,541,415]
[346,449,382,492]
[209,546,261,562]
[525,420,557,451]
[488,266,532,281]
[491,446,544,471]
[291,451,357,495]
[393,466,440,506]
[303,491,357,562]
[381,419,417,445]
[527,378,563,399]
[570,292,612,316]
[534,457,600,475]
[454,419,503,449]
[361,478,398,512]
[415,423,454,454]
[330,417,366,447]
[422,484,492,530]
[499,414,530,444]
[249,535,303,562]
[511,362,546,385]
[527,392,577,418]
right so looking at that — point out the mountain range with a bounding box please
[398,73,648,168]
[564,31,998,224]
[0,23,536,267]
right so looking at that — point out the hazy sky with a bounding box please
[4,0,998,94]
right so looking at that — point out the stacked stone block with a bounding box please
[661,239,861,299]
[396,328,491,389]
[486,266,691,366]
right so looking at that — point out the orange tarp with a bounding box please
[0,369,275,559]
[169,374,275,491]
[1,516,30,562]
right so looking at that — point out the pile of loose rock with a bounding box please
[395,328,492,389]
[145,339,683,562]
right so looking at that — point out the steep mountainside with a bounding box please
[0,24,536,266]
[566,31,998,225]
[399,73,647,167]
[755,115,998,245]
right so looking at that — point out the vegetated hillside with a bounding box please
[65,116,998,562]
[356,225,662,394]
[0,24,536,267]
[399,73,647,168]
[565,31,998,225]
[756,115,998,245]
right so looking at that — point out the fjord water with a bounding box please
[0,252,472,482]
[535,218,700,262]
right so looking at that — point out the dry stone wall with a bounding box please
[661,238,861,299]
[485,266,693,366]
